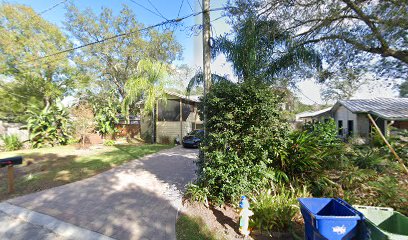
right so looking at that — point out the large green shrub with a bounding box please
[25,102,71,148]
[196,81,290,203]
[0,134,23,151]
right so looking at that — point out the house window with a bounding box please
[347,120,354,136]
[158,99,180,121]
[338,120,343,136]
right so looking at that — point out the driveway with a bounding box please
[1,146,197,240]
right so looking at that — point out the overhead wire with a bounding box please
[146,0,168,20]
[186,0,194,13]
[292,84,320,105]
[38,0,69,15]
[1,7,230,71]
[128,0,167,20]
[177,0,185,18]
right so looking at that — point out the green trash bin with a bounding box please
[354,205,408,240]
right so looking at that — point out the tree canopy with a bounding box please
[0,4,73,122]
[242,0,408,80]
[65,4,182,107]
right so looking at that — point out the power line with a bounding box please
[196,0,202,10]
[3,7,229,71]
[146,0,167,20]
[38,0,68,15]
[186,0,194,13]
[177,0,185,18]
[292,84,320,105]
[128,0,166,20]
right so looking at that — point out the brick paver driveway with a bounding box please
[6,146,197,240]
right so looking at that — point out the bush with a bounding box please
[196,81,290,203]
[103,139,115,146]
[0,134,23,151]
[25,102,71,148]
[250,185,309,233]
[284,120,344,184]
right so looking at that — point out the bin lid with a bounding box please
[298,198,332,214]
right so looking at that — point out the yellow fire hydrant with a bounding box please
[238,196,253,236]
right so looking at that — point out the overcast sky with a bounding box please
[8,0,398,104]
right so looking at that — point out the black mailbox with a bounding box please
[0,156,23,168]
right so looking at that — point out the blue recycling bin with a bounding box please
[298,198,365,240]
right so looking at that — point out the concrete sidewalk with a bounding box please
[2,146,197,240]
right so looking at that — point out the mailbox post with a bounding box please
[0,156,23,194]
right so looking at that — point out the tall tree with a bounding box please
[245,0,408,79]
[65,4,182,111]
[0,4,73,122]
[319,68,367,101]
[400,80,408,98]
[213,7,321,84]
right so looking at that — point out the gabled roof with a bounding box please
[335,98,408,120]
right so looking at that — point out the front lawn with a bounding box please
[0,144,172,200]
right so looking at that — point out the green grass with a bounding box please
[0,144,172,200]
[176,215,220,240]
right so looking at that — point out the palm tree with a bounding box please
[211,15,321,84]
[124,59,167,143]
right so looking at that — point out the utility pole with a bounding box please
[202,0,211,137]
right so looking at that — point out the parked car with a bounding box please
[182,130,204,148]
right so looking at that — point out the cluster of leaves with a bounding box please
[284,119,343,187]
[195,81,290,204]
[0,134,23,151]
[94,101,119,137]
[250,185,309,233]
[25,102,71,148]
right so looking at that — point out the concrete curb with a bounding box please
[0,202,114,240]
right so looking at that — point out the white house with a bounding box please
[296,98,408,137]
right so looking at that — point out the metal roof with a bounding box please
[296,107,332,119]
[337,98,408,120]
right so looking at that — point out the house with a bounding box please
[296,98,408,137]
[140,91,202,143]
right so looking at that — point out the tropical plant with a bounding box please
[250,185,309,233]
[283,120,343,184]
[124,59,168,113]
[25,102,71,148]
[0,134,23,151]
[94,101,119,137]
[212,11,321,84]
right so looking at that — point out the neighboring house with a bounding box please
[296,98,408,138]
[140,91,202,143]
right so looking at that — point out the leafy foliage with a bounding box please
[250,185,309,233]
[25,102,71,148]
[103,139,115,146]
[212,13,321,83]
[196,81,290,203]
[94,100,119,137]
[284,120,343,185]
[0,4,74,122]
[124,59,168,114]
[0,134,23,151]
[244,0,408,80]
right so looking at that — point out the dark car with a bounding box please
[182,130,204,148]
